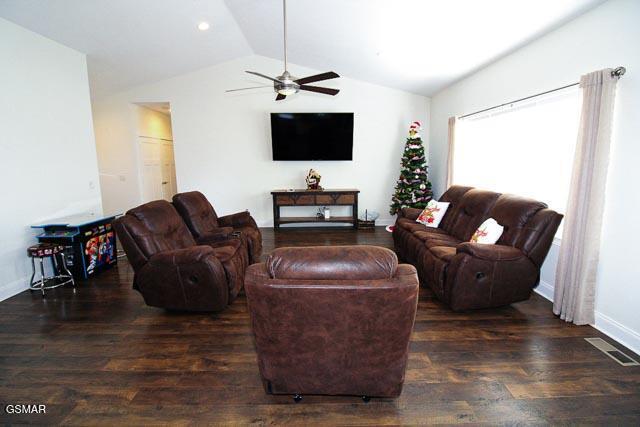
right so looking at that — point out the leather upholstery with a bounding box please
[173,191,263,263]
[171,191,220,239]
[393,186,562,311]
[114,200,246,312]
[267,245,397,280]
[245,245,419,398]
[443,189,501,241]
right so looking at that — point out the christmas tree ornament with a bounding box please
[408,121,422,139]
[389,122,432,215]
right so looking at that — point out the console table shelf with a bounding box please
[271,189,359,229]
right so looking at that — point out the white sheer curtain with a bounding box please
[445,117,456,189]
[453,87,582,216]
[553,69,619,325]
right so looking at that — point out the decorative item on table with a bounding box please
[389,121,433,215]
[316,206,331,219]
[357,209,379,230]
[306,169,322,190]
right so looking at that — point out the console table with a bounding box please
[271,189,359,229]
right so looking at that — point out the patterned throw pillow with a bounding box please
[470,218,504,244]
[416,200,450,228]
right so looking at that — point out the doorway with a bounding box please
[136,103,178,203]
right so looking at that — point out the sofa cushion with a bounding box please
[207,239,241,263]
[429,246,456,262]
[438,185,474,231]
[425,236,461,249]
[411,228,448,241]
[172,191,220,239]
[397,217,427,233]
[414,231,461,249]
[443,189,501,241]
[489,194,547,246]
[126,200,197,257]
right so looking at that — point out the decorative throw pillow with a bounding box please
[470,218,504,244]
[416,200,450,228]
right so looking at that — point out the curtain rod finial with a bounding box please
[612,66,626,77]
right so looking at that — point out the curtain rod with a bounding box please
[458,66,626,120]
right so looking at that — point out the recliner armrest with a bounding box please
[400,207,423,221]
[196,227,235,245]
[149,245,217,266]
[456,242,525,261]
[218,211,256,228]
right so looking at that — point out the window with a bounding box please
[454,87,581,218]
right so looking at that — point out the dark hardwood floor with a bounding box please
[1,227,639,425]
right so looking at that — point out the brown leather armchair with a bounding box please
[113,200,246,311]
[245,245,419,400]
[173,191,262,264]
[393,186,563,311]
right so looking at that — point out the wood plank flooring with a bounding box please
[1,227,639,425]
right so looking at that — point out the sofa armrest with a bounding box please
[400,207,423,221]
[446,244,538,311]
[456,242,526,261]
[218,211,256,228]
[196,227,235,245]
[149,246,219,266]
[139,246,229,311]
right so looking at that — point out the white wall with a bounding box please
[93,55,429,225]
[429,0,640,353]
[94,104,173,215]
[0,18,101,300]
[136,106,173,141]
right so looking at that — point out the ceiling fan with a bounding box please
[226,0,340,101]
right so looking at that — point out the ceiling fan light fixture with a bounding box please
[197,22,210,31]
[277,87,297,96]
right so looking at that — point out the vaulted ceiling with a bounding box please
[0,0,606,99]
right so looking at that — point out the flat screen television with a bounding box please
[271,112,354,160]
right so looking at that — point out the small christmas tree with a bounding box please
[390,121,432,215]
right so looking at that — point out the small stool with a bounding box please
[27,243,75,297]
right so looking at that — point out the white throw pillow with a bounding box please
[416,200,450,228]
[470,218,504,244]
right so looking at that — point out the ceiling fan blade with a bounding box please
[225,86,272,92]
[275,93,286,101]
[295,71,340,85]
[245,70,280,83]
[299,85,340,96]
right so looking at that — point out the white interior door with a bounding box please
[139,137,177,203]
[160,141,177,201]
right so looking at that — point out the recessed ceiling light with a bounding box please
[198,22,210,31]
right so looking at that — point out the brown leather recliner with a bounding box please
[393,186,563,311]
[113,200,247,311]
[245,245,419,399]
[173,191,263,264]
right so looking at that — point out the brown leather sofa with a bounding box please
[245,245,419,400]
[173,191,263,264]
[113,200,247,311]
[393,186,562,311]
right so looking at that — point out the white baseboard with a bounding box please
[0,277,28,302]
[594,311,640,356]
[533,279,554,302]
[533,279,640,356]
